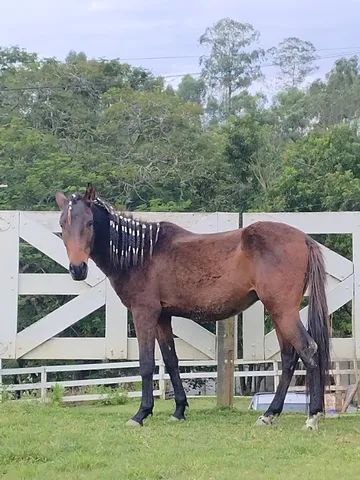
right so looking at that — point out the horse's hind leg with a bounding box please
[304,343,326,430]
[261,310,321,429]
[280,318,324,430]
[256,335,298,426]
[156,314,188,420]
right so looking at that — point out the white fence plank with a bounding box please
[16,283,106,357]
[19,273,91,295]
[321,245,353,281]
[331,338,355,360]
[172,317,216,359]
[0,212,19,358]
[105,279,128,359]
[19,338,106,360]
[129,337,210,360]
[20,337,210,360]
[243,211,360,234]
[243,302,265,360]
[25,211,239,234]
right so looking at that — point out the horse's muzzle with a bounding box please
[69,262,88,281]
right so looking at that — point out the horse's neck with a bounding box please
[91,204,112,276]
[91,205,135,277]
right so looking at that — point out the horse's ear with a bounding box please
[55,192,68,210]
[84,183,96,202]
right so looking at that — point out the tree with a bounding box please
[199,18,264,114]
[271,87,311,139]
[177,74,205,104]
[268,37,318,87]
[0,118,82,210]
[96,88,231,211]
[307,56,360,126]
[263,125,360,212]
[0,46,37,72]
[223,110,281,212]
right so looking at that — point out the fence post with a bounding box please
[40,366,47,403]
[158,360,166,400]
[273,360,279,391]
[217,317,235,407]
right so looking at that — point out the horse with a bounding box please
[56,184,330,430]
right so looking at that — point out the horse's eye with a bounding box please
[59,222,64,229]
[87,220,94,228]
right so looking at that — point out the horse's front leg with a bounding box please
[127,307,159,427]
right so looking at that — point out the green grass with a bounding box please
[1,398,360,480]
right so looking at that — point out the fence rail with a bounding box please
[0,359,358,403]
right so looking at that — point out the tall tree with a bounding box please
[199,18,264,114]
[177,74,205,104]
[268,37,318,87]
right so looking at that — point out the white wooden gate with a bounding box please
[0,210,239,361]
[242,212,360,361]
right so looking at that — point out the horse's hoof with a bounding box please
[255,415,273,426]
[169,415,185,422]
[303,420,318,431]
[126,419,142,427]
[303,413,323,431]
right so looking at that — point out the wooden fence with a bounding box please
[1,209,360,377]
[1,359,358,403]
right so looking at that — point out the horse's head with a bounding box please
[55,184,97,281]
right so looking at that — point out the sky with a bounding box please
[1,0,360,91]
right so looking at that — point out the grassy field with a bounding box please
[1,397,360,480]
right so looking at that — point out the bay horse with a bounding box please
[56,185,330,430]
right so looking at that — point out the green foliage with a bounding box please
[49,384,64,405]
[0,46,37,72]
[264,125,360,212]
[177,74,205,104]
[1,386,14,403]
[95,385,129,405]
[0,119,81,210]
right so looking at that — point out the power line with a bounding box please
[3,45,360,64]
[0,50,359,91]
[163,51,360,77]
[112,47,360,61]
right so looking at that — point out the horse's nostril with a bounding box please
[69,262,88,280]
[80,262,88,276]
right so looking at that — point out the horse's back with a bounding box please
[241,221,308,257]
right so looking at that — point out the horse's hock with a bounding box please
[0,210,359,392]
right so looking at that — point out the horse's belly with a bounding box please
[162,291,258,322]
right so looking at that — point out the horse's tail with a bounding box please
[305,237,330,406]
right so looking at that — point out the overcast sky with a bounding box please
[1,0,360,88]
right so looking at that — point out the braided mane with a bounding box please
[93,197,160,270]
